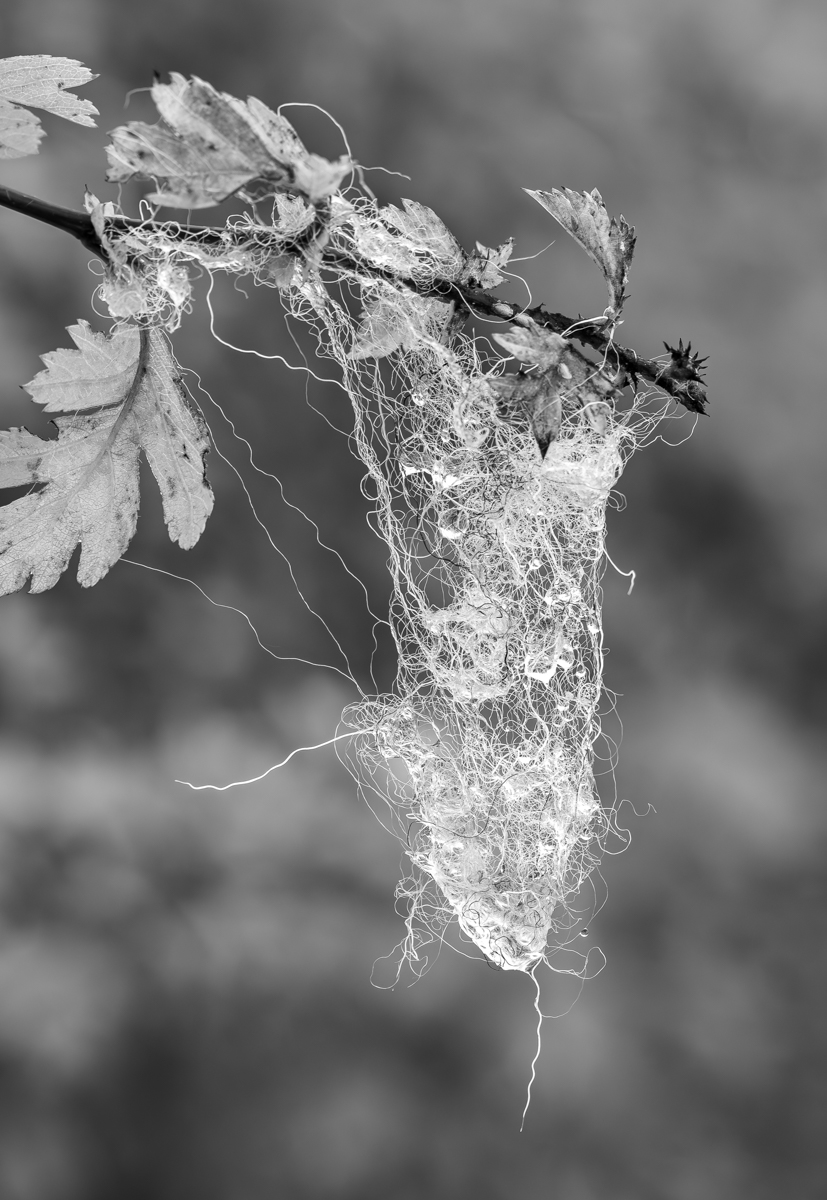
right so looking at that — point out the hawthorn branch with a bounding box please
[323,248,707,412]
[0,185,106,257]
[0,183,707,413]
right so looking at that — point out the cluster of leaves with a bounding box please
[0,323,212,592]
[0,58,218,592]
[0,55,707,598]
[0,55,97,157]
[107,72,351,209]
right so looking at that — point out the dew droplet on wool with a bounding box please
[438,508,469,540]
[556,639,576,670]
[544,588,570,611]
[525,657,557,684]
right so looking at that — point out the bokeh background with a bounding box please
[1,1,826,1196]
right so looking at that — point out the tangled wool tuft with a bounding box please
[0,64,704,981]
[286,198,655,972]
[98,186,671,973]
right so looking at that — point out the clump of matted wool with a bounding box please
[263,190,653,972]
[106,174,661,973]
[335,319,628,971]
[0,62,700,977]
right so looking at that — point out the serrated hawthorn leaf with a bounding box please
[23,320,138,414]
[491,372,563,455]
[0,100,41,159]
[293,154,352,204]
[0,323,213,594]
[349,292,420,360]
[106,73,350,208]
[273,193,315,236]
[242,95,309,164]
[492,326,617,451]
[349,303,405,359]
[350,289,448,360]
[381,200,465,280]
[345,209,412,273]
[493,325,567,370]
[0,55,97,158]
[525,187,635,313]
[105,121,264,210]
[462,238,514,289]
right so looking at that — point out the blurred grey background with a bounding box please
[0,1,826,1197]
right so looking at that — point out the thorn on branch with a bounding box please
[656,339,709,414]
[660,339,708,383]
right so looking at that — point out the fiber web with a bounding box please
[282,206,645,973]
[97,189,672,974]
[341,346,621,973]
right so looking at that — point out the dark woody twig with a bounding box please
[0,183,707,413]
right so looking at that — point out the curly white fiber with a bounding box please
[276,208,641,969]
[110,190,657,972]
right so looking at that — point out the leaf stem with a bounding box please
[75,326,152,497]
[108,326,151,445]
